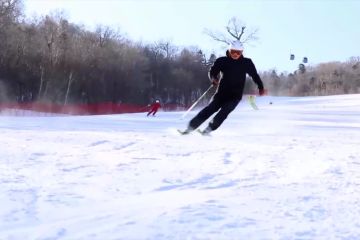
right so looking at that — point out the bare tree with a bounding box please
[95,25,122,48]
[0,0,23,28]
[204,17,259,44]
[155,40,178,59]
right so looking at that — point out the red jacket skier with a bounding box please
[147,100,161,116]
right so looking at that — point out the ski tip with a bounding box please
[177,129,190,135]
[166,128,185,135]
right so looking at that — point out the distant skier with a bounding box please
[181,40,265,135]
[147,100,161,116]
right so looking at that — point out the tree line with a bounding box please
[0,0,215,106]
[261,57,360,96]
[1,0,359,107]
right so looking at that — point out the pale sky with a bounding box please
[24,0,360,73]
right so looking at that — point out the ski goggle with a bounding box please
[229,49,242,55]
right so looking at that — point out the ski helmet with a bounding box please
[229,40,244,51]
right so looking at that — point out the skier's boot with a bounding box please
[177,126,194,135]
[198,126,212,136]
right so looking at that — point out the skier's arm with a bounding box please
[208,58,222,85]
[247,59,264,92]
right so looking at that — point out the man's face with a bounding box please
[229,49,242,60]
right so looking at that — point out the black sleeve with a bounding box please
[247,59,264,90]
[208,58,222,80]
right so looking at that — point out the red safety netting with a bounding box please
[0,102,187,115]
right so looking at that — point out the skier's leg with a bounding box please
[188,98,221,130]
[207,99,240,131]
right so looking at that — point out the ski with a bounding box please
[177,129,210,136]
[177,129,191,135]
[197,129,211,136]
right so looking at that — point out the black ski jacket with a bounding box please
[209,54,264,101]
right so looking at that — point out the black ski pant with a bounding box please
[189,97,240,131]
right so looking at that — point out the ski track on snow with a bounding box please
[0,95,360,239]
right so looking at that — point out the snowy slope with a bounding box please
[1,95,360,240]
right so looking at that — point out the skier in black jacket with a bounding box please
[182,40,265,135]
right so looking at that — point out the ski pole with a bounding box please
[180,85,213,119]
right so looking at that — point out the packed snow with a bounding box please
[1,94,360,240]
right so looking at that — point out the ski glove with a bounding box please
[259,89,265,96]
[211,78,219,86]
